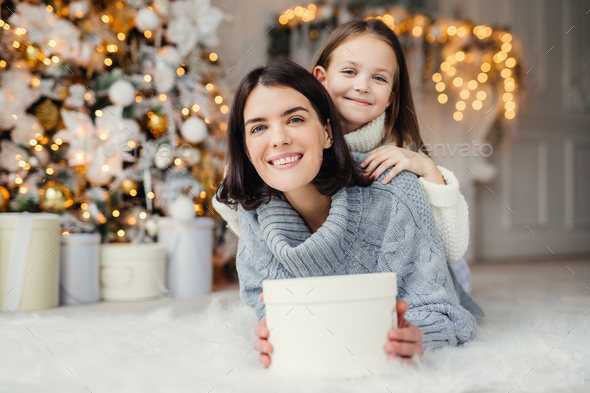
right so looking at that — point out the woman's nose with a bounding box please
[270,125,291,147]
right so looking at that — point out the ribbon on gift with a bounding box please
[3,212,34,312]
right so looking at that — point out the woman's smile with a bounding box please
[267,152,304,169]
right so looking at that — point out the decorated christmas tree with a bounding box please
[0,0,230,243]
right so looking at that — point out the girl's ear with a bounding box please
[323,119,333,149]
[313,65,328,87]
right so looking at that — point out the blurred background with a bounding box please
[0,0,588,305]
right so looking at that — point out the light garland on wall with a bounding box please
[271,3,523,122]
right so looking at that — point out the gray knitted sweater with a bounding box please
[235,152,477,350]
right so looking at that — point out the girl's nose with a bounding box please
[354,80,369,93]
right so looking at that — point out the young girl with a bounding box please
[216,59,476,368]
[214,20,471,289]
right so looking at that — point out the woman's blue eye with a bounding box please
[289,117,303,124]
[252,125,265,133]
[374,76,387,82]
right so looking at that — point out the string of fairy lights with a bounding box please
[275,4,522,123]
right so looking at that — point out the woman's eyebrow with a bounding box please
[244,106,309,125]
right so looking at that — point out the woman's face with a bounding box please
[243,85,333,193]
[313,34,397,132]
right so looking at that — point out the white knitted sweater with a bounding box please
[213,113,469,263]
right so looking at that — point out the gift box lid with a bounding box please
[61,232,101,244]
[0,212,59,229]
[157,216,215,230]
[263,272,397,305]
[100,243,167,259]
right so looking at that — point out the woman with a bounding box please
[217,59,476,366]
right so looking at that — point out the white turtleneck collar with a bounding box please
[342,113,387,154]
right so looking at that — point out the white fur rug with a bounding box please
[1,291,589,393]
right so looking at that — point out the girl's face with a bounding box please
[313,34,397,133]
[243,85,333,193]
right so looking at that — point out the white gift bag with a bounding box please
[157,217,214,297]
[60,233,101,305]
[100,243,167,301]
[0,212,60,312]
[263,272,398,378]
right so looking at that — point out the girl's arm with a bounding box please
[361,147,469,263]
[418,166,469,263]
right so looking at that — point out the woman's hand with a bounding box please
[384,299,425,364]
[361,146,445,185]
[254,293,273,368]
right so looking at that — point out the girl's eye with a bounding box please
[374,76,387,83]
[289,117,303,124]
[252,125,265,133]
[343,70,356,75]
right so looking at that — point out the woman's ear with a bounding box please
[313,65,328,87]
[323,119,333,149]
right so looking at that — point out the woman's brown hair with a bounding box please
[217,59,373,211]
[313,19,428,155]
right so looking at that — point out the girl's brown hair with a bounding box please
[313,19,428,155]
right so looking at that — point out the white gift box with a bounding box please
[100,243,167,301]
[0,212,60,312]
[263,272,398,378]
[60,233,101,305]
[157,217,214,297]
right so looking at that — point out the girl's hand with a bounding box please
[254,293,273,368]
[361,146,445,185]
[384,299,425,364]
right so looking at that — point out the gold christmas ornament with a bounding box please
[24,44,41,63]
[39,181,73,212]
[147,112,167,138]
[34,98,60,130]
[121,178,138,195]
[0,186,10,211]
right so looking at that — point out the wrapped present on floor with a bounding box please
[100,243,167,301]
[157,217,215,298]
[0,212,60,312]
[60,232,101,305]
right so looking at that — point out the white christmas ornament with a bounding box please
[154,60,176,93]
[108,80,136,107]
[145,219,158,237]
[0,140,29,172]
[169,196,196,223]
[154,144,174,169]
[135,8,159,32]
[11,114,44,146]
[180,117,207,144]
[157,46,181,67]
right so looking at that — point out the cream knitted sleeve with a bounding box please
[417,166,469,263]
[211,195,241,237]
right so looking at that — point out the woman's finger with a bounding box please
[254,317,269,338]
[258,352,271,368]
[388,326,422,342]
[254,337,273,354]
[390,341,418,357]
